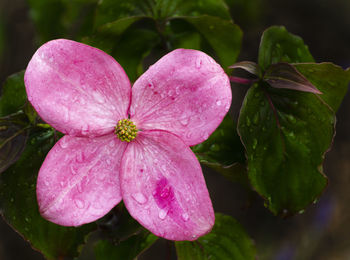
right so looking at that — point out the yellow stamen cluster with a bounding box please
[115,119,137,142]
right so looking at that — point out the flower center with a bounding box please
[115,119,137,142]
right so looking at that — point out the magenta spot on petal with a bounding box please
[153,178,175,209]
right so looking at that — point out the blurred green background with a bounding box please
[0,0,350,259]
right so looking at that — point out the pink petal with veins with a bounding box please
[120,130,214,241]
[37,134,127,226]
[25,39,131,137]
[130,49,231,146]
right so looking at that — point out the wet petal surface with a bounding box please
[37,134,127,226]
[25,39,131,137]
[121,130,214,241]
[130,49,231,146]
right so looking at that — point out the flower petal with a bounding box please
[120,130,215,241]
[130,49,231,146]
[25,39,131,137]
[37,134,127,226]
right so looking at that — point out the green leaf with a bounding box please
[0,128,96,259]
[0,113,29,174]
[192,116,245,166]
[97,204,144,243]
[60,0,97,40]
[171,0,230,20]
[258,26,314,71]
[294,63,350,112]
[28,0,66,42]
[95,0,230,27]
[238,83,334,215]
[175,213,256,260]
[97,16,146,36]
[192,116,247,185]
[180,15,242,69]
[264,62,321,94]
[95,231,158,260]
[94,0,151,28]
[0,71,26,117]
[112,29,160,82]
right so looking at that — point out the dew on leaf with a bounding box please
[246,117,251,127]
[252,139,258,150]
[253,113,259,124]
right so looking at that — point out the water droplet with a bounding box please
[246,117,251,127]
[195,58,202,69]
[25,217,30,223]
[74,198,85,209]
[132,193,147,204]
[286,114,296,124]
[253,113,259,124]
[252,138,258,150]
[298,209,305,214]
[180,118,189,126]
[286,131,295,139]
[210,144,220,152]
[216,100,222,106]
[182,213,189,221]
[158,209,168,219]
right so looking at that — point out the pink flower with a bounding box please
[24,39,231,241]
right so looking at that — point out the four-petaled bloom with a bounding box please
[24,39,231,241]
